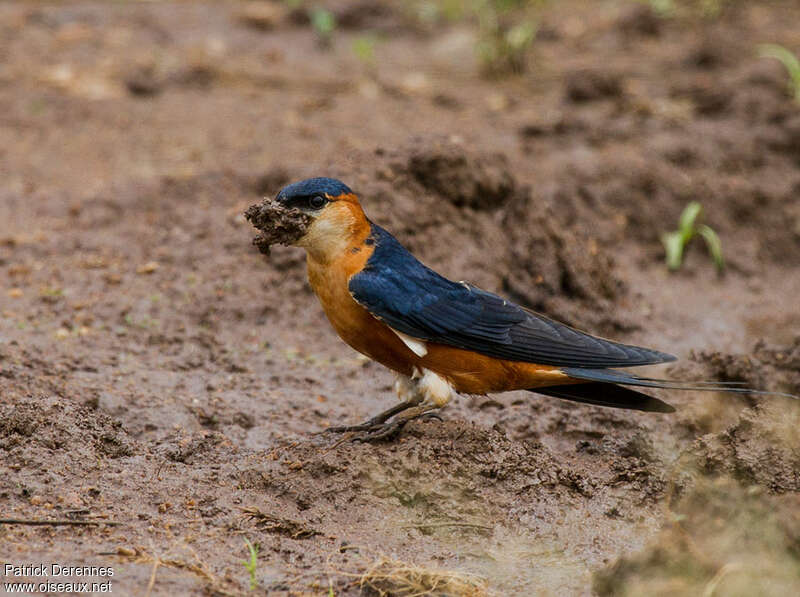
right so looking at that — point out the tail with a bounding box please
[562,367,799,399]
[531,367,798,413]
[533,383,676,413]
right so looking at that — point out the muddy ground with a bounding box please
[1,1,800,595]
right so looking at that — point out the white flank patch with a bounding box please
[389,327,428,357]
[418,368,454,407]
[394,375,416,402]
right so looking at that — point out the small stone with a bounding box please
[486,92,509,112]
[136,261,159,274]
[399,72,429,94]
[237,2,288,31]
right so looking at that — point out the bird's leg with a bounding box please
[322,396,423,433]
[349,405,443,442]
[322,370,452,442]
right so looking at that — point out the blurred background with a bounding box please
[1,1,799,595]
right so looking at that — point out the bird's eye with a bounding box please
[309,195,327,209]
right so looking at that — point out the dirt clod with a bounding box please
[691,402,800,493]
[245,199,312,254]
[593,477,800,596]
[241,507,320,539]
[405,140,521,210]
[617,4,662,37]
[565,69,624,103]
[236,1,288,31]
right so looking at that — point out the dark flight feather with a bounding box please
[349,224,676,369]
[563,368,799,399]
[532,384,676,413]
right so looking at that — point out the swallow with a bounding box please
[247,177,794,441]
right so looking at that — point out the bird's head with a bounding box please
[272,177,368,261]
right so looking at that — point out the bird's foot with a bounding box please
[322,406,442,443]
[323,420,390,434]
[317,398,420,435]
[350,412,443,443]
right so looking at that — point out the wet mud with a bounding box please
[1,1,800,595]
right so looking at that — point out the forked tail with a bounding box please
[530,367,798,413]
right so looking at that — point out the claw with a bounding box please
[417,412,443,423]
[318,398,420,436]
[350,420,406,443]
[322,423,378,434]
[320,405,443,443]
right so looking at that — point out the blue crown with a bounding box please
[276,177,353,201]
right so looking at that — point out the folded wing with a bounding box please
[349,226,675,369]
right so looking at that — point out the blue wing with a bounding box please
[349,224,676,369]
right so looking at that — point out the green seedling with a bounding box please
[311,7,336,47]
[645,0,675,17]
[416,0,466,24]
[412,1,545,76]
[475,1,542,76]
[758,44,800,103]
[504,20,537,56]
[352,35,379,66]
[242,538,259,591]
[698,0,728,17]
[641,0,731,18]
[661,201,724,273]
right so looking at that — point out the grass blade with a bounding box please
[679,201,702,240]
[662,230,685,271]
[697,224,725,273]
[758,44,800,101]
